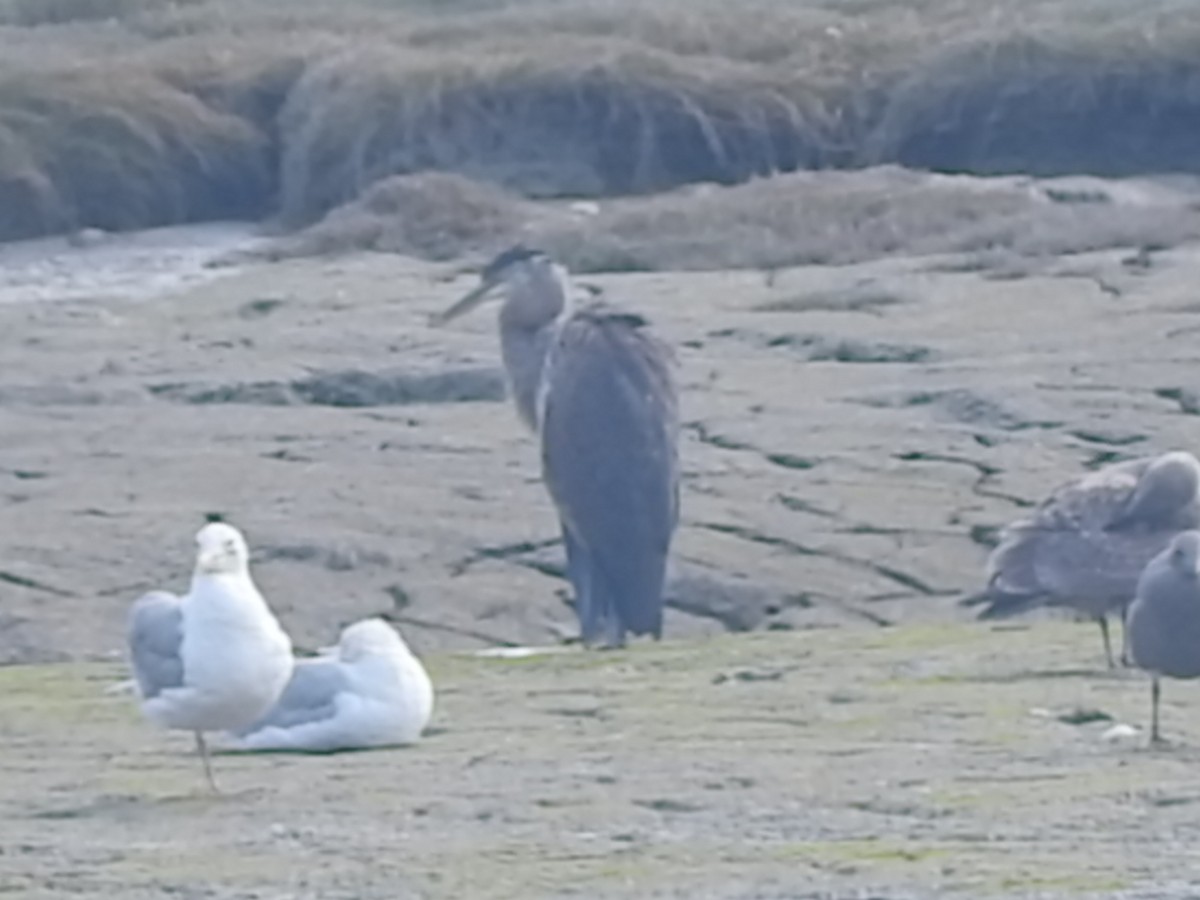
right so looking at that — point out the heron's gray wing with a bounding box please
[127,591,184,699]
[233,658,349,735]
[540,309,679,638]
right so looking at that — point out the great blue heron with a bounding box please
[433,246,679,648]
[962,451,1200,668]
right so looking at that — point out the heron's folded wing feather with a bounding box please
[540,312,679,630]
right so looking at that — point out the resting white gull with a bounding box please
[225,618,433,753]
[127,522,293,791]
[963,451,1200,667]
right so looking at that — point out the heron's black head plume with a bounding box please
[204,511,225,524]
[482,244,547,281]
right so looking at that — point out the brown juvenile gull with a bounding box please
[963,451,1200,667]
[1127,530,1200,743]
[127,522,294,790]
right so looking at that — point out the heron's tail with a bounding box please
[565,529,665,646]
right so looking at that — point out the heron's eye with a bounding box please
[225,541,236,552]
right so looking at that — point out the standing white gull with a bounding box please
[963,451,1200,667]
[224,618,433,753]
[127,522,293,791]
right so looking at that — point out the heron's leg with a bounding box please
[563,527,599,645]
[1150,677,1164,745]
[195,731,219,793]
[1118,602,1132,668]
[1097,616,1116,670]
[602,595,626,650]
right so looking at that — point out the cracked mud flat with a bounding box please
[4,225,1200,660]
[4,218,1200,897]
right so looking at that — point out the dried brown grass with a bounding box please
[532,167,1200,272]
[0,0,1198,243]
[274,165,1200,272]
[268,170,540,261]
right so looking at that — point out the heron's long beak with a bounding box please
[430,279,497,326]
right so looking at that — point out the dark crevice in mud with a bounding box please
[454,538,799,632]
[1,468,48,480]
[684,422,822,473]
[695,521,950,597]
[378,611,520,648]
[765,453,819,470]
[1082,449,1140,471]
[447,537,564,577]
[147,367,506,408]
[765,333,936,364]
[776,494,838,518]
[753,286,910,316]
[1067,429,1147,447]
[683,422,755,453]
[257,543,392,572]
[0,570,74,597]
[1155,387,1200,416]
[854,388,1062,432]
[705,328,934,363]
[968,524,1003,550]
[892,450,1034,510]
[893,450,1000,478]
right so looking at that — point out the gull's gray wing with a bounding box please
[1129,533,1200,679]
[540,307,679,640]
[233,657,350,735]
[127,591,184,699]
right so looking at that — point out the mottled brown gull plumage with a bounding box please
[963,451,1200,667]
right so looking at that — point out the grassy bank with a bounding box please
[0,0,1197,244]
[0,623,1190,898]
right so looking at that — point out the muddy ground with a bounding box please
[3,205,1200,897]
[3,219,1200,661]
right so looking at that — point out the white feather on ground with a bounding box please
[127,521,294,789]
[224,618,433,753]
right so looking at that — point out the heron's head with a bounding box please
[194,522,249,577]
[431,245,569,330]
[338,618,405,663]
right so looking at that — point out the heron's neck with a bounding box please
[500,323,555,432]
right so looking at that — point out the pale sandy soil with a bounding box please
[4,190,1200,898]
